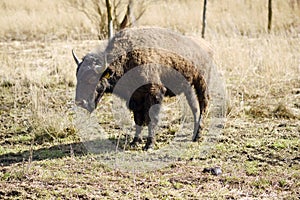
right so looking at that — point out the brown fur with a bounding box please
[106,48,209,113]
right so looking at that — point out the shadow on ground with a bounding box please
[0,141,90,167]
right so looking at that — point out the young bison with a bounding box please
[73,27,212,150]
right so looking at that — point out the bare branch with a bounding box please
[120,0,133,29]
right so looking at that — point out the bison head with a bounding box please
[72,50,109,113]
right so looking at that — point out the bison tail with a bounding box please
[193,73,209,115]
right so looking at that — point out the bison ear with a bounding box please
[102,68,114,79]
[103,72,110,79]
[72,49,80,65]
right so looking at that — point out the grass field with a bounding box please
[0,0,300,199]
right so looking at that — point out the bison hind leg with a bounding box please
[130,112,144,147]
[191,74,209,141]
[184,86,202,141]
[144,104,162,150]
[130,125,143,147]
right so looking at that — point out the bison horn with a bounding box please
[72,49,80,65]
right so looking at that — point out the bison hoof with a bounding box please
[143,145,154,151]
[192,132,201,142]
[143,137,155,151]
[192,126,202,142]
[130,137,143,147]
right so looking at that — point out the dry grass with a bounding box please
[1,0,299,40]
[0,0,299,199]
[0,0,93,41]
[213,34,300,119]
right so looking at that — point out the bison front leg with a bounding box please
[144,104,162,150]
[130,111,144,147]
[130,105,160,150]
[143,86,166,151]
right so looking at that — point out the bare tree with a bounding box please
[68,0,106,39]
[68,0,151,39]
[113,0,133,30]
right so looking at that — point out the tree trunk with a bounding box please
[201,0,207,38]
[105,0,113,39]
[268,0,272,33]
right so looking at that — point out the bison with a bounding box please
[73,27,212,150]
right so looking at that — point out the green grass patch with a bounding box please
[245,161,259,176]
[271,139,299,150]
[252,178,271,189]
